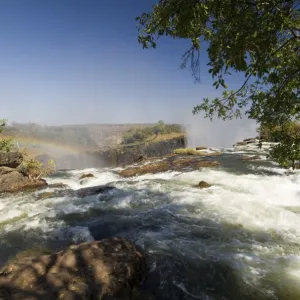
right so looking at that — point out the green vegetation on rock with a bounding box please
[137,1,300,168]
[122,121,183,144]
[0,119,15,153]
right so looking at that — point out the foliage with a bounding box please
[0,119,15,152]
[20,157,56,181]
[259,122,300,169]
[122,121,183,144]
[137,0,300,166]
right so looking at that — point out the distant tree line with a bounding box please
[122,121,183,144]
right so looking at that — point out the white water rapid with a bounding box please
[1,144,300,299]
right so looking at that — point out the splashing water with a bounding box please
[1,146,300,299]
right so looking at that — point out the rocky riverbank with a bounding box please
[0,152,47,193]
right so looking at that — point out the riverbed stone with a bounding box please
[0,237,147,300]
[241,155,261,161]
[198,181,212,189]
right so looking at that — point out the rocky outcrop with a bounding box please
[0,152,23,168]
[118,156,220,177]
[0,237,147,300]
[54,135,186,170]
[0,166,47,193]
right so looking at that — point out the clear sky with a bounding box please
[0,0,256,146]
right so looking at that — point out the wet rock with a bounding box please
[196,146,208,150]
[0,237,147,300]
[37,191,54,200]
[235,141,247,146]
[241,155,261,161]
[0,152,23,168]
[75,185,115,198]
[79,173,95,180]
[48,182,69,189]
[118,156,220,177]
[198,181,211,189]
[0,166,47,193]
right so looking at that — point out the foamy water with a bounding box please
[1,145,300,299]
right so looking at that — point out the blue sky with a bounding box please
[0,0,256,145]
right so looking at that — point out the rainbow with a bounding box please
[11,136,88,158]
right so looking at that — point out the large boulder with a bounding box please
[0,237,147,300]
[118,156,220,177]
[0,167,47,193]
[0,152,23,168]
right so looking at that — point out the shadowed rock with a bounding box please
[0,237,147,300]
[196,146,208,150]
[0,152,23,168]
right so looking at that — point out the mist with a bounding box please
[183,113,257,148]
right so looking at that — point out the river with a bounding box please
[1,144,300,299]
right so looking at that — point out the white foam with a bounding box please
[2,154,300,294]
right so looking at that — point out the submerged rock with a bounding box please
[118,156,220,177]
[0,166,47,193]
[0,152,23,168]
[0,237,147,300]
[198,181,212,189]
[37,191,54,200]
[241,155,261,161]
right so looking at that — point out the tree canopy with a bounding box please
[136,0,300,167]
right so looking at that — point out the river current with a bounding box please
[1,144,300,299]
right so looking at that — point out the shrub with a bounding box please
[20,158,56,181]
[0,119,15,152]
